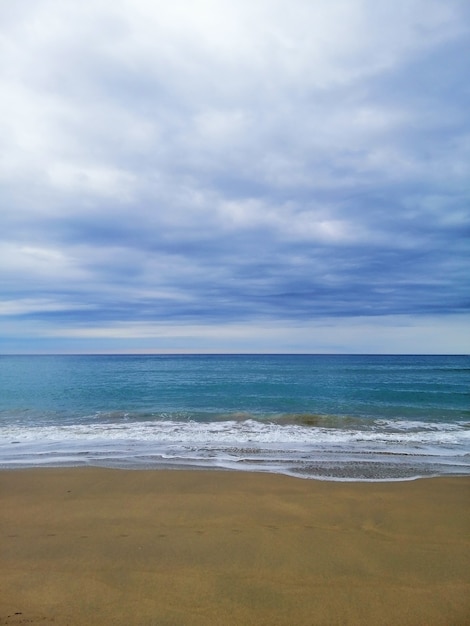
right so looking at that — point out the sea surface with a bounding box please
[1,354,469,481]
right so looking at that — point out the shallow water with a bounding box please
[1,354,469,480]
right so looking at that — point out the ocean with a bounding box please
[1,354,469,481]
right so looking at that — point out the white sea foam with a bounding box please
[1,418,469,445]
[1,418,469,480]
[2,354,469,480]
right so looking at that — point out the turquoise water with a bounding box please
[1,354,469,480]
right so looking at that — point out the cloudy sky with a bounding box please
[1,0,469,354]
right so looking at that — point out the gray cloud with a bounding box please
[1,0,469,352]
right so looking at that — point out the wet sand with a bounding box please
[1,469,469,625]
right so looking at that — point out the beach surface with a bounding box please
[1,469,469,625]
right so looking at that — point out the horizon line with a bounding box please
[1,352,468,357]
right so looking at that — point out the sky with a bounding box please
[1,0,469,354]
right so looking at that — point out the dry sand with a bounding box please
[1,469,469,625]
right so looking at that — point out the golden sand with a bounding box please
[1,469,469,625]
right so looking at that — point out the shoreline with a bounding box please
[1,463,470,483]
[1,468,469,625]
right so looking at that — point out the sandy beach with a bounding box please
[1,469,469,625]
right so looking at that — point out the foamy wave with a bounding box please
[1,418,469,480]
[2,418,470,447]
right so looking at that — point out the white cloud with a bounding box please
[47,163,136,199]
[1,0,467,219]
[0,298,93,316]
[24,314,470,355]
[0,243,87,283]
[1,0,469,353]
